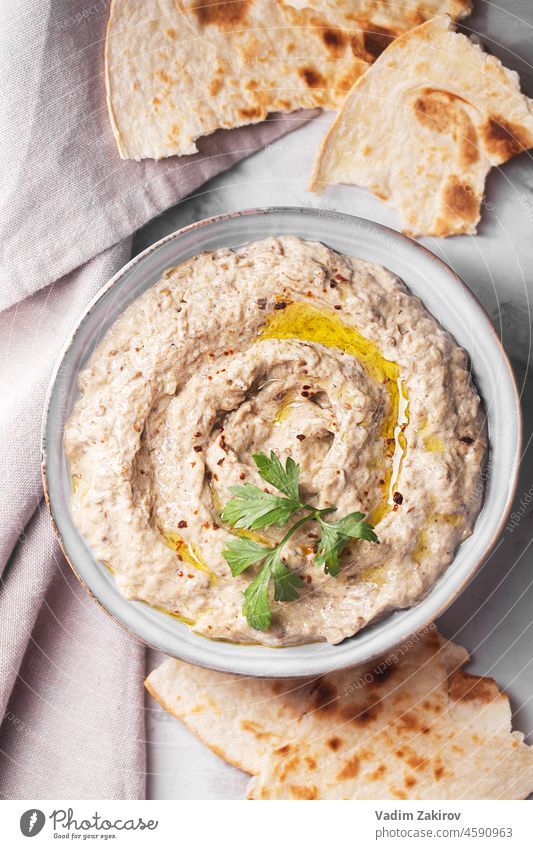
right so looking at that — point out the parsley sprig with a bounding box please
[221,451,378,632]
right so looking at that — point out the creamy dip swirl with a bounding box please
[64,237,487,645]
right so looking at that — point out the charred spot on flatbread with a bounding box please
[191,0,250,28]
[320,26,346,56]
[298,66,325,88]
[289,783,318,799]
[311,678,337,711]
[413,89,480,166]
[441,176,479,223]
[362,25,395,59]
[336,753,360,780]
[483,115,533,161]
[449,670,503,703]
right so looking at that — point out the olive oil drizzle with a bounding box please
[259,302,409,524]
[162,531,218,584]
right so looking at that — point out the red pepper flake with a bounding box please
[213,473,219,481]
[220,435,228,451]
[193,445,203,452]
[301,390,310,398]
[306,290,314,297]
[177,555,183,562]
[334,305,342,311]
[223,349,234,355]
[305,575,312,584]
[187,573,194,579]
[302,384,311,390]
[213,523,220,530]
[379,479,385,485]
[208,352,215,358]
[336,273,348,282]
[194,431,202,437]
[177,520,188,528]
[177,570,184,577]
[203,522,211,529]
[217,457,225,466]
[207,376,212,381]
[296,434,306,441]
[274,301,287,310]
[239,472,246,480]
[205,469,212,480]
[392,492,403,505]
[460,436,474,444]
[329,280,338,289]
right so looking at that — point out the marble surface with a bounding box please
[132,2,533,800]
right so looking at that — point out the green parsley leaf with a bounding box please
[252,450,301,500]
[336,512,379,543]
[270,555,304,602]
[242,562,273,632]
[220,482,301,530]
[223,540,304,630]
[222,537,272,576]
[315,511,378,577]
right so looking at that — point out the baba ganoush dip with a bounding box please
[64,237,487,646]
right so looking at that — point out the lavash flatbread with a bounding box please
[310,14,533,236]
[105,0,471,160]
[145,627,533,799]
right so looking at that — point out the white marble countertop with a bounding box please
[132,1,533,800]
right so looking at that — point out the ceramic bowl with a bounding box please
[42,207,521,677]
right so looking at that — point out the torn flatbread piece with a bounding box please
[105,0,471,159]
[310,14,533,236]
[249,634,533,798]
[145,627,533,799]
[145,660,308,775]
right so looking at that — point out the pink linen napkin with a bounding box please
[0,0,314,798]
